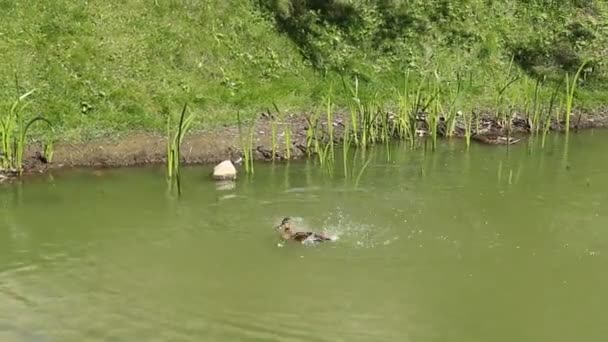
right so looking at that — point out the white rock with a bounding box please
[212,160,236,180]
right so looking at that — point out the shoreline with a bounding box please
[5,107,608,179]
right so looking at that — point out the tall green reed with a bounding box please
[1,89,54,174]
[343,76,361,147]
[284,121,292,160]
[426,71,442,150]
[342,77,385,149]
[463,109,475,148]
[354,149,373,189]
[564,59,590,134]
[325,93,335,162]
[444,71,464,137]
[43,138,54,163]
[495,75,521,124]
[493,55,520,124]
[237,111,255,174]
[304,96,336,173]
[395,75,415,147]
[269,109,278,161]
[528,78,543,134]
[166,103,194,180]
[541,81,563,148]
[342,121,351,179]
[271,103,293,160]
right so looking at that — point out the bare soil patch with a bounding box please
[5,107,608,179]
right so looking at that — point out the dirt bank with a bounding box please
[9,107,608,177]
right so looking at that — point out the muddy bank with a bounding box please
[9,107,608,177]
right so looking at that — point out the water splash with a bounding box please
[273,208,400,248]
[319,207,396,248]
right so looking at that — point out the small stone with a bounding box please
[212,160,236,180]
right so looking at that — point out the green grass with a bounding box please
[0,0,607,144]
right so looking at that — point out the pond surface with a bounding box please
[1,130,608,341]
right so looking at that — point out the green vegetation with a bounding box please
[166,103,194,180]
[272,103,292,160]
[237,111,255,175]
[1,0,606,144]
[0,90,53,174]
[565,60,592,134]
[284,121,292,160]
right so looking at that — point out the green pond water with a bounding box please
[1,130,608,341]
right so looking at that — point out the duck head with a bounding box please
[276,217,291,231]
[276,217,295,237]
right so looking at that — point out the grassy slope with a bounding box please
[1,0,607,142]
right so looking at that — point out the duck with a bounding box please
[471,133,520,145]
[275,217,334,243]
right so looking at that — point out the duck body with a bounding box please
[290,231,333,243]
[276,217,335,244]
